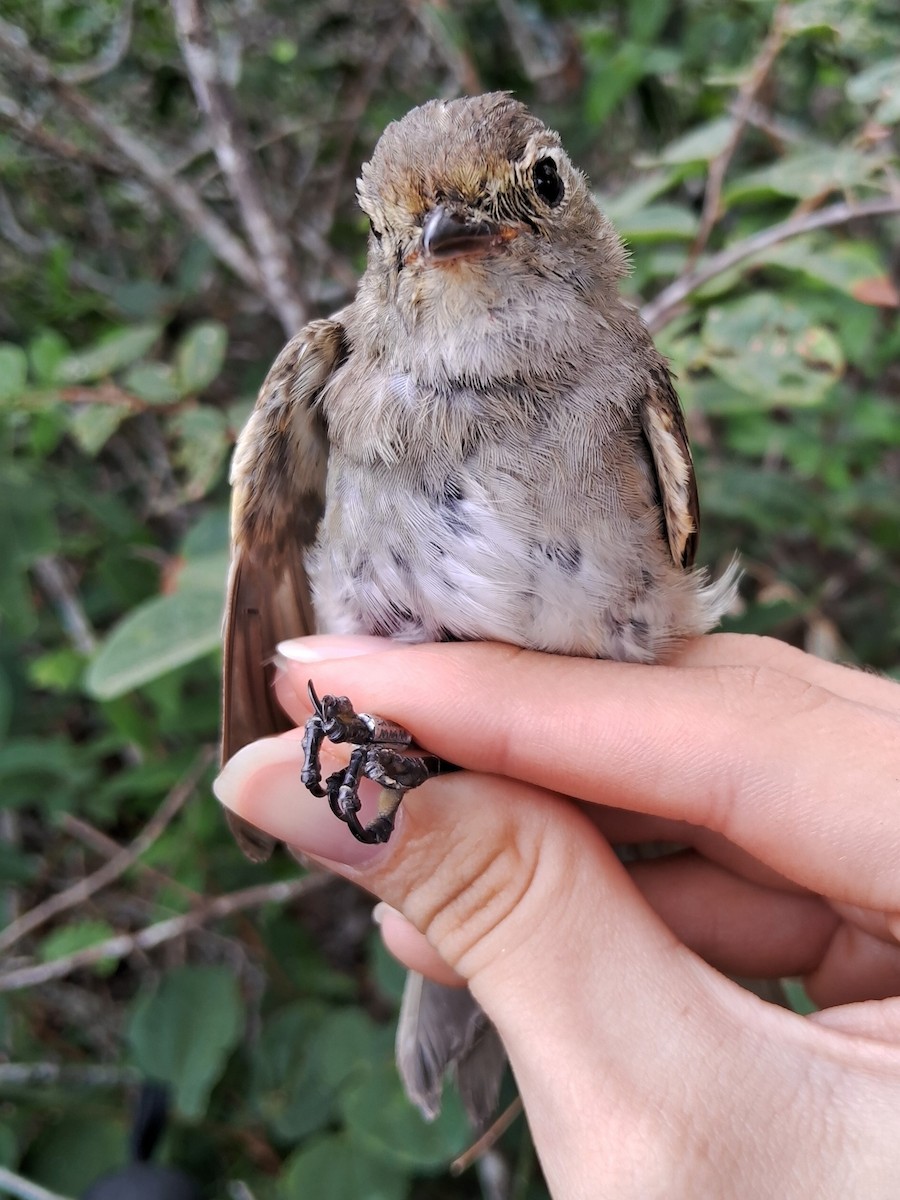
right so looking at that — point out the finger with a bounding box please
[374,903,466,987]
[276,631,900,719]
[276,638,900,912]
[668,633,900,715]
[805,921,900,1008]
[629,853,838,978]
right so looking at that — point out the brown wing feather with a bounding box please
[639,366,700,569]
[221,316,348,860]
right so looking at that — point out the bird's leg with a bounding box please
[303,681,453,844]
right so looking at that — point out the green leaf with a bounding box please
[252,1001,336,1141]
[67,401,131,455]
[28,330,70,384]
[0,841,39,885]
[0,469,58,634]
[174,320,228,395]
[19,1116,126,1196]
[339,1060,470,1170]
[280,1133,409,1200]
[127,965,243,1119]
[584,40,650,124]
[180,506,229,559]
[55,322,163,383]
[616,203,699,243]
[28,647,85,692]
[654,117,734,165]
[84,564,226,699]
[310,1007,392,1095]
[39,919,118,975]
[724,146,882,203]
[849,52,900,120]
[0,343,28,402]
[171,406,230,499]
[123,361,181,405]
[628,0,671,44]
[750,235,899,307]
[700,292,844,407]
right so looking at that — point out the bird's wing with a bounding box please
[639,366,700,569]
[222,316,347,860]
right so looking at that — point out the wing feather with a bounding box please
[221,317,347,860]
[639,367,700,569]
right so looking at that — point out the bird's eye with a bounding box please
[532,157,564,208]
[369,219,383,241]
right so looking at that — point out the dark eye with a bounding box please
[532,157,564,208]
[369,219,382,241]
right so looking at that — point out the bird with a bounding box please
[221,91,737,1128]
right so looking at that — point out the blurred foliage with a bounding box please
[0,0,898,1196]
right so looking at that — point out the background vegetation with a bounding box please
[0,0,898,1196]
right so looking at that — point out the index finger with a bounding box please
[280,636,900,911]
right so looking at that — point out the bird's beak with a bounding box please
[421,205,505,261]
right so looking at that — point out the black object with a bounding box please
[81,1082,203,1200]
[301,680,449,844]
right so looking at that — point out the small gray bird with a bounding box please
[222,93,736,1126]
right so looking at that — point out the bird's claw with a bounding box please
[301,680,450,843]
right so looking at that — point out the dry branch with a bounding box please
[689,1,791,265]
[0,875,331,993]
[0,17,262,295]
[170,0,307,335]
[0,747,215,955]
[641,194,900,332]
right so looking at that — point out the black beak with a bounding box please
[422,205,503,261]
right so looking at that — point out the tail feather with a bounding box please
[396,973,506,1129]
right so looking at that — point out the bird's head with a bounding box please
[354,94,630,370]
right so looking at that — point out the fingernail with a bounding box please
[213,734,391,868]
[277,635,400,663]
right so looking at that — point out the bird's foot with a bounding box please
[302,681,450,843]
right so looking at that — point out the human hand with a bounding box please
[214,632,900,1198]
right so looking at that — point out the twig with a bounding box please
[301,9,411,279]
[60,813,200,902]
[0,1167,72,1200]
[452,1097,524,1175]
[409,0,482,95]
[640,194,900,333]
[56,0,134,84]
[30,556,97,656]
[169,0,306,335]
[689,1,791,265]
[0,1062,139,1088]
[0,875,331,993]
[0,748,215,955]
[0,17,262,295]
[0,89,118,171]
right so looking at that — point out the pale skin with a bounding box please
[214,632,900,1198]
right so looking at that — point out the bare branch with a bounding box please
[170,0,306,335]
[30,556,97,656]
[0,1062,139,1088]
[0,875,331,993]
[0,16,262,294]
[0,88,118,170]
[60,813,201,902]
[641,194,900,333]
[0,748,215,955]
[689,2,791,265]
[409,0,482,95]
[56,0,134,84]
[0,1167,72,1200]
